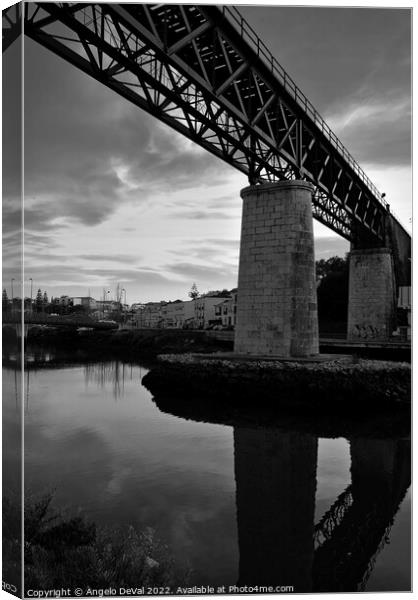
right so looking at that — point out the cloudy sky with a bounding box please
[3,2,411,303]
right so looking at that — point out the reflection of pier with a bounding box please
[233,429,410,592]
[152,390,412,592]
[234,430,317,591]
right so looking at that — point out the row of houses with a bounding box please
[52,296,122,312]
[72,297,123,313]
[66,291,238,330]
[130,291,238,330]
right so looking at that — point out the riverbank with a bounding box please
[3,325,232,361]
[142,353,411,413]
[4,324,411,362]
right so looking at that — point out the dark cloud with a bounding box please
[2,41,22,199]
[24,232,59,248]
[77,254,140,264]
[240,7,411,168]
[2,202,21,235]
[326,95,411,167]
[22,39,233,228]
[2,198,22,282]
[240,7,410,107]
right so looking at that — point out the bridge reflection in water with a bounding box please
[233,429,410,592]
[153,386,410,593]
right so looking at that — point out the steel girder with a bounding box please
[2,3,22,52]
[5,3,392,242]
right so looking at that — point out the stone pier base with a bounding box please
[234,180,319,357]
[347,248,396,342]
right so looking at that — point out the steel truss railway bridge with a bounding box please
[3,3,411,355]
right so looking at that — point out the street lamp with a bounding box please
[29,278,33,315]
[121,288,127,324]
[11,278,15,314]
[105,289,111,319]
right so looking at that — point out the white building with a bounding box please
[194,296,224,329]
[71,296,97,310]
[95,300,122,318]
[215,291,237,328]
[162,301,181,328]
[160,300,195,328]
[137,302,165,328]
[183,300,195,327]
[131,302,145,312]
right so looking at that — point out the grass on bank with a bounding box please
[3,493,190,590]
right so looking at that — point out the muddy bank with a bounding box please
[142,353,411,413]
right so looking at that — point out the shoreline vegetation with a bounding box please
[3,493,189,593]
[4,326,232,362]
[3,324,411,364]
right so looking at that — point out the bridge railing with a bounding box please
[222,5,389,212]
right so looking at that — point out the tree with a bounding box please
[35,289,43,313]
[316,256,349,329]
[316,256,348,282]
[2,289,9,313]
[204,289,231,298]
[188,283,200,301]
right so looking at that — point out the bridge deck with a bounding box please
[3,3,410,244]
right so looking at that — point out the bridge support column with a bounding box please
[347,248,396,342]
[234,181,318,357]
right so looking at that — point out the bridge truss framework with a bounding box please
[3,2,397,244]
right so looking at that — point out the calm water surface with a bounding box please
[3,356,411,593]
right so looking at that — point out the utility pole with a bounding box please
[121,288,127,324]
[11,278,14,314]
[29,278,33,315]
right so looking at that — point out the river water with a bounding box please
[3,353,411,593]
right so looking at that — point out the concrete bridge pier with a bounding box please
[234,180,319,357]
[347,248,396,342]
